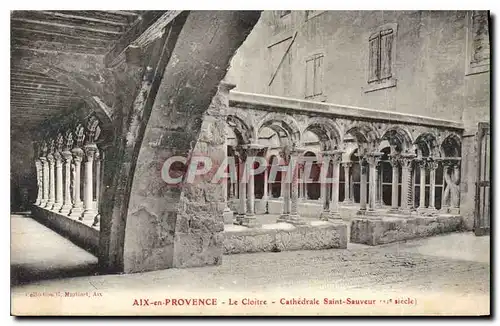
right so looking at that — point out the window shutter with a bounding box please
[305,58,314,98]
[368,34,380,82]
[380,29,393,80]
[313,55,323,96]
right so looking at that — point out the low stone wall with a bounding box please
[31,205,99,256]
[223,221,347,255]
[350,215,463,246]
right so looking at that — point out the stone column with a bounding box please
[40,157,49,207]
[241,144,265,228]
[34,159,42,205]
[46,153,55,209]
[263,166,269,213]
[389,155,400,212]
[441,160,452,213]
[81,144,98,221]
[399,153,416,215]
[320,154,332,221]
[59,151,73,215]
[342,162,353,204]
[328,150,344,221]
[357,156,368,215]
[376,166,383,208]
[95,150,101,210]
[277,150,292,223]
[280,147,306,225]
[235,151,246,225]
[417,158,427,214]
[449,160,461,215]
[52,151,64,211]
[427,159,439,213]
[366,152,382,215]
[69,148,84,218]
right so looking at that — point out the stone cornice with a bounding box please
[229,91,464,131]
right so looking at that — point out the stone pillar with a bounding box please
[417,158,427,214]
[241,144,265,228]
[376,166,383,208]
[95,150,101,210]
[277,150,292,223]
[280,147,306,225]
[40,157,49,207]
[34,159,42,205]
[389,155,400,212]
[357,156,368,215]
[46,153,56,209]
[441,160,452,213]
[221,149,233,224]
[52,152,64,211]
[399,153,416,215]
[427,159,439,213]
[59,151,73,215]
[69,147,84,218]
[328,150,344,221]
[263,166,269,213]
[342,162,353,204]
[81,144,98,221]
[320,154,332,221]
[235,151,246,225]
[366,152,382,215]
[449,160,461,215]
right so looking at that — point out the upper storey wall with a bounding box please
[225,10,490,133]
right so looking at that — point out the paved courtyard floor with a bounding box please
[11,214,490,316]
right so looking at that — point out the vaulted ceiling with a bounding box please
[10,10,146,130]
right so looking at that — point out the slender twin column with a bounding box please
[366,152,382,216]
[236,152,247,224]
[81,144,98,222]
[41,157,49,207]
[278,147,306,225]
[342,162,353,204]
[399,153,416,214]
[388,154,400,212]
[46,153,56,209]
[357,155,368,215]
[417,158,427,213]
[327,150,344,221]
[427,159,439,212]
[69,148,84,218]
[52,152,64,211]
[59,151,73,215]
[34,160,43,205]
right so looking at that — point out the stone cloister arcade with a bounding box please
[223,91,463,229]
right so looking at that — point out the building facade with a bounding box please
[225,10,490,230]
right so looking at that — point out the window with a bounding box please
[305,53,324,100]
[466,11,490,75]
[364,23,397,93]
[369,29,393,82]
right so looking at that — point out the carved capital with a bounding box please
[322,149,344,165]
[71,147,84,163]
[242,143,268,157]
[427,159,439,171]
[417,158,428,169]
[47,153,55,164]
[366,151,383,167]
[389,154,400,167]
[84,144,98,162]
[39,156,47,164]
[62,150,73,163]
[399,153,416,169]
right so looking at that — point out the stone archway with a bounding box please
[100,11,261,274]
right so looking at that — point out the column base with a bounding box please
[398,208,415,216]
[365,209,382,219]
[416,207,428,215]
[356,208,367,215]
[80,210,98,223]
[241,216,261,228]
[52,203,63,212]
[426,207,438,216]
[223,208,234,224]
[234,214,244,225]
[319,210,330,221]
[342,200,354,206]
[448,207,460,215]
[284,214,307,225]
[44,201,55,209]
[388,207,400,214]
[59,204,72,215]
[39,200,46,207]
[69,206,84,218]
[277,214,289,223]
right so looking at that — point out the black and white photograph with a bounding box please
[9,8,491,316]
